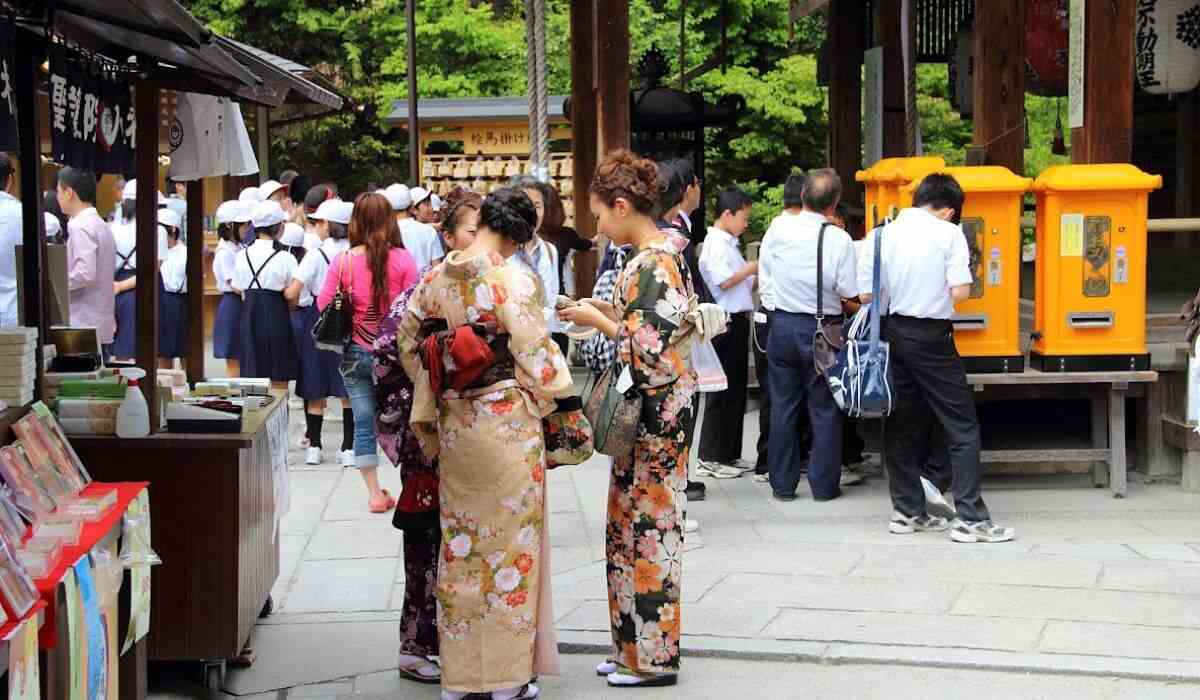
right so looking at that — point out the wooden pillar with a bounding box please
[255,106,270,184]
[134,81,160,430]
[570,0,599,296]
[185,180,205,385]
[405,0,420,184]
[1175,92,1197,252]
[1072,0,1134,164]
[973,0,1026,173]
[827,0,864,204]
[596,0,630,153]
[872,0,906,157]
[13,29,47,395]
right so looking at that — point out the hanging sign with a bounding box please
[463,125,531,155]
[1135,0,1200,95]
[863,47,884,167]
[48,45,136,175]
[1067,0,1086,129]
[0,19,18,152]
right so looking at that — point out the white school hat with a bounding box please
[215,200,251,225]
[239,186,264,203]
[158,207,183,230]
[409,186,432,207]
[431,194,443,212]
[258,179,286,201]
[43,213,61,238]
[280,222,306,247]
[312,199,352,225]
[122,179,167,205]
[250,200,287,229]
[383,183,411,211]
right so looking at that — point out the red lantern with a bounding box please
[1025,0,1070,96]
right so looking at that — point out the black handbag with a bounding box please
[813,223,845,375]
[312,253,353,354]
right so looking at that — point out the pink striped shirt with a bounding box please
[317,248,418,349]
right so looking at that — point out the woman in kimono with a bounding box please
[398,187,573,700]
[374,187,481,686]
[558,150,699,689]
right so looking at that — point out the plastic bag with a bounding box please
[691,340,728,393]
[119,490,161,568]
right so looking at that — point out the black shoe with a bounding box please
[813,489,842,502]
[772,492,797,501]
[685,480,706,501]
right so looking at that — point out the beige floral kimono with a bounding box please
[398,250,574,694]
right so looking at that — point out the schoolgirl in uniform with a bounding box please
[157,208,188,369]
[285,199,354,466]
[233,201,299,390]
[212,200,251,378]
[109,188,138,361]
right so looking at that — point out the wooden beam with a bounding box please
[596,0,630,154]
[570,0,600,297]
[872,0,906,157]
[185,180,205,385]
[1072,0,1134,163]
[973,0,1026,173]
[255,106,270,184]
[827,0,864,205]
[134,81,160,431]
[13,30,47,397]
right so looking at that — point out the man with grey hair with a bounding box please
[759,168,858,502]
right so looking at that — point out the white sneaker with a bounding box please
[949,519,1016,544]
[684,519,700,533]
[340,449,356,468]
[596,660,618,676]
[727,459,756,472]
[696,461,743,479]
[305,446,322,465]
[889,510,950,535]
[752,473,770,483]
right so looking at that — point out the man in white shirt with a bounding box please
[752,173,808,481]
[759,169,857,502]
[857,173,1014,543]
[696,189,756,478]
[0,156,22,327]
[385,184,443,270]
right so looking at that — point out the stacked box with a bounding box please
[0,329,38,407]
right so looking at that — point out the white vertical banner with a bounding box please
[1068,0,1086,129]
[900,0,923,154]
[864,47,884,167]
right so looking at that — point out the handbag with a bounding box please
[813,222,845,375]
[543,396,594,469]
[391,470,439,532]
[582,358,641,459]
[825,225,895,418]
[311,253,353,354]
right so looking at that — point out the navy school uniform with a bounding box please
[109,220,170,358]
[212,239,243,360]
[158,242,189,358]
[290,237,350,399]
[233,239,300,381]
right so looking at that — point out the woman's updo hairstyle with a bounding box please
[478,187,537,245]
[589,149,660,215]
[439,186,483,236]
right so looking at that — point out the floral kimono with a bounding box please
[606,236,699,676]
[373,277,439,659]
[398,250,574,694]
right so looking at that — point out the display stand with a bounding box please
[70,394,288,676]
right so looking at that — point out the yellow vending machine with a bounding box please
[1031,164,1161,372]
[855,156,946,229]
[903,166,1032,373]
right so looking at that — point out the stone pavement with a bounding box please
[142,377,1200,696]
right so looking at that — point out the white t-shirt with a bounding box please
[293,237,350,308]
[234,239,299,292]
[699,226,754,314]
[111,219,169,268]
[160,243,188,294]
[856,207,972,320]
[398,218,443,271]
[759,210,858,315]
[212,240,239,293]
[0,191,22,327]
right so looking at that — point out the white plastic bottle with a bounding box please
[116,368,150,438]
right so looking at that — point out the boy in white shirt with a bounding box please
[696,189,757,478]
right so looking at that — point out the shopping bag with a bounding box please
[691,339,728,393]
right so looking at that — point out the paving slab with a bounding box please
[290,681,353,697]
[704,572,963,614]
[1041,620,1200,662]
[282,558,399,613]
[305,521,404,560]
[683,543,863,578]
[953,583,1200,628]
[762,609,1044,652]
[222,621,398,695]
[1129,543,1200,562]
[851,548,1102,589]
[1095,559,1200,596]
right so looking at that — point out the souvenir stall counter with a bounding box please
[68,391,289,673]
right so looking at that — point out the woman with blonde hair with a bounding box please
[317,192,418,512]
